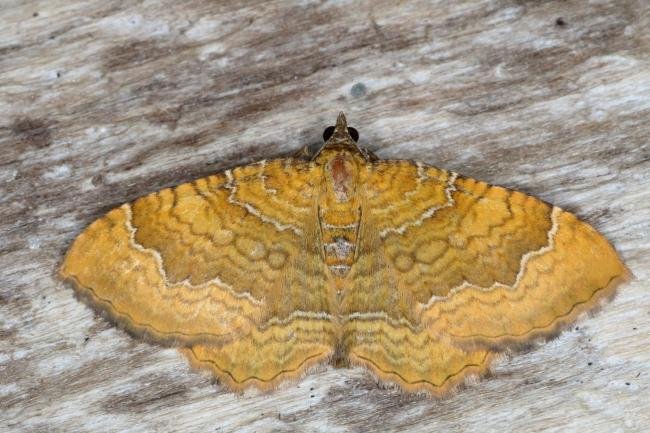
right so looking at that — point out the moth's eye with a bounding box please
[323,126,336,141]
[323,125,359,142]
[348,127,359,142]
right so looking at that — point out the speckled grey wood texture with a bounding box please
[1,0,648,432]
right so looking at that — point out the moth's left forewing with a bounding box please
[60,158,338,391]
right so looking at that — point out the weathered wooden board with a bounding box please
[1,1,648,432]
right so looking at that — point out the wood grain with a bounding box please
[1,0,649,432]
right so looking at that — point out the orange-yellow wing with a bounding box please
[342,160,629,394]
[345,320,493,396]
[182,318,335,392]
[60,159,336,390]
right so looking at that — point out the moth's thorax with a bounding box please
[321,150,362,203]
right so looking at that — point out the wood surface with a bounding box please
[1,1,649,432]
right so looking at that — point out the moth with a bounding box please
[60,113,629,395]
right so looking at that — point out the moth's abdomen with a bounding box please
[319,207,360,277]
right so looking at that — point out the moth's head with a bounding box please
[312,112,374,162]
[321,112,359,147]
